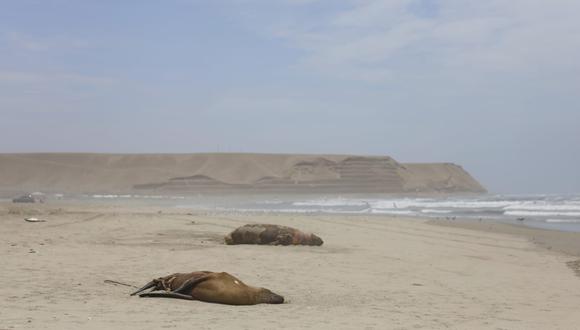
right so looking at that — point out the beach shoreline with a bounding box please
[1,201,579,329]
[428,217,580,257]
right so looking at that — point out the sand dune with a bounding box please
[0,153,486,195]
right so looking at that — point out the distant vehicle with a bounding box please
[12,192,45,203]
[12,194,35,203]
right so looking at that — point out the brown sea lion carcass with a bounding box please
[225,224,323,246]
[131,271,284,305]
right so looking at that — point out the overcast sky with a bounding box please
[1,0,579,194]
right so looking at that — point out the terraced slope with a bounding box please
[0,153,486,195]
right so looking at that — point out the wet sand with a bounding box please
[429,218,580,257]
[1,202,580,329]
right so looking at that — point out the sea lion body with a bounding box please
[131,271,284,305]
[225,224,323,246]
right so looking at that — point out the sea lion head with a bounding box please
[309,234,324,246]
[257,288,285,304]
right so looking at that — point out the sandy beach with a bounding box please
[1,201,580,329]
[3,0,579,328]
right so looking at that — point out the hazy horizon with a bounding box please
[1,1,579,195]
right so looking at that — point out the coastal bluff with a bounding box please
[0,153,486,195]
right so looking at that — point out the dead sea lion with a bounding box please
[224,224,323,246]
[130,271,284,305]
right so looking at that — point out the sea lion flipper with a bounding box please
[172,275,211,294]
[138,292,195,300]
[130,280,157,296]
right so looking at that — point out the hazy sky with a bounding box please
[1,0,579,194]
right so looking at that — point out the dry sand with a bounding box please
[1,202,580,329]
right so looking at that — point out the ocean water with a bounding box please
[205,194,580,233]
[7,192,579,232]
[71,193,580,233]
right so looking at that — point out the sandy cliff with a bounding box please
[0,153,486,195]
